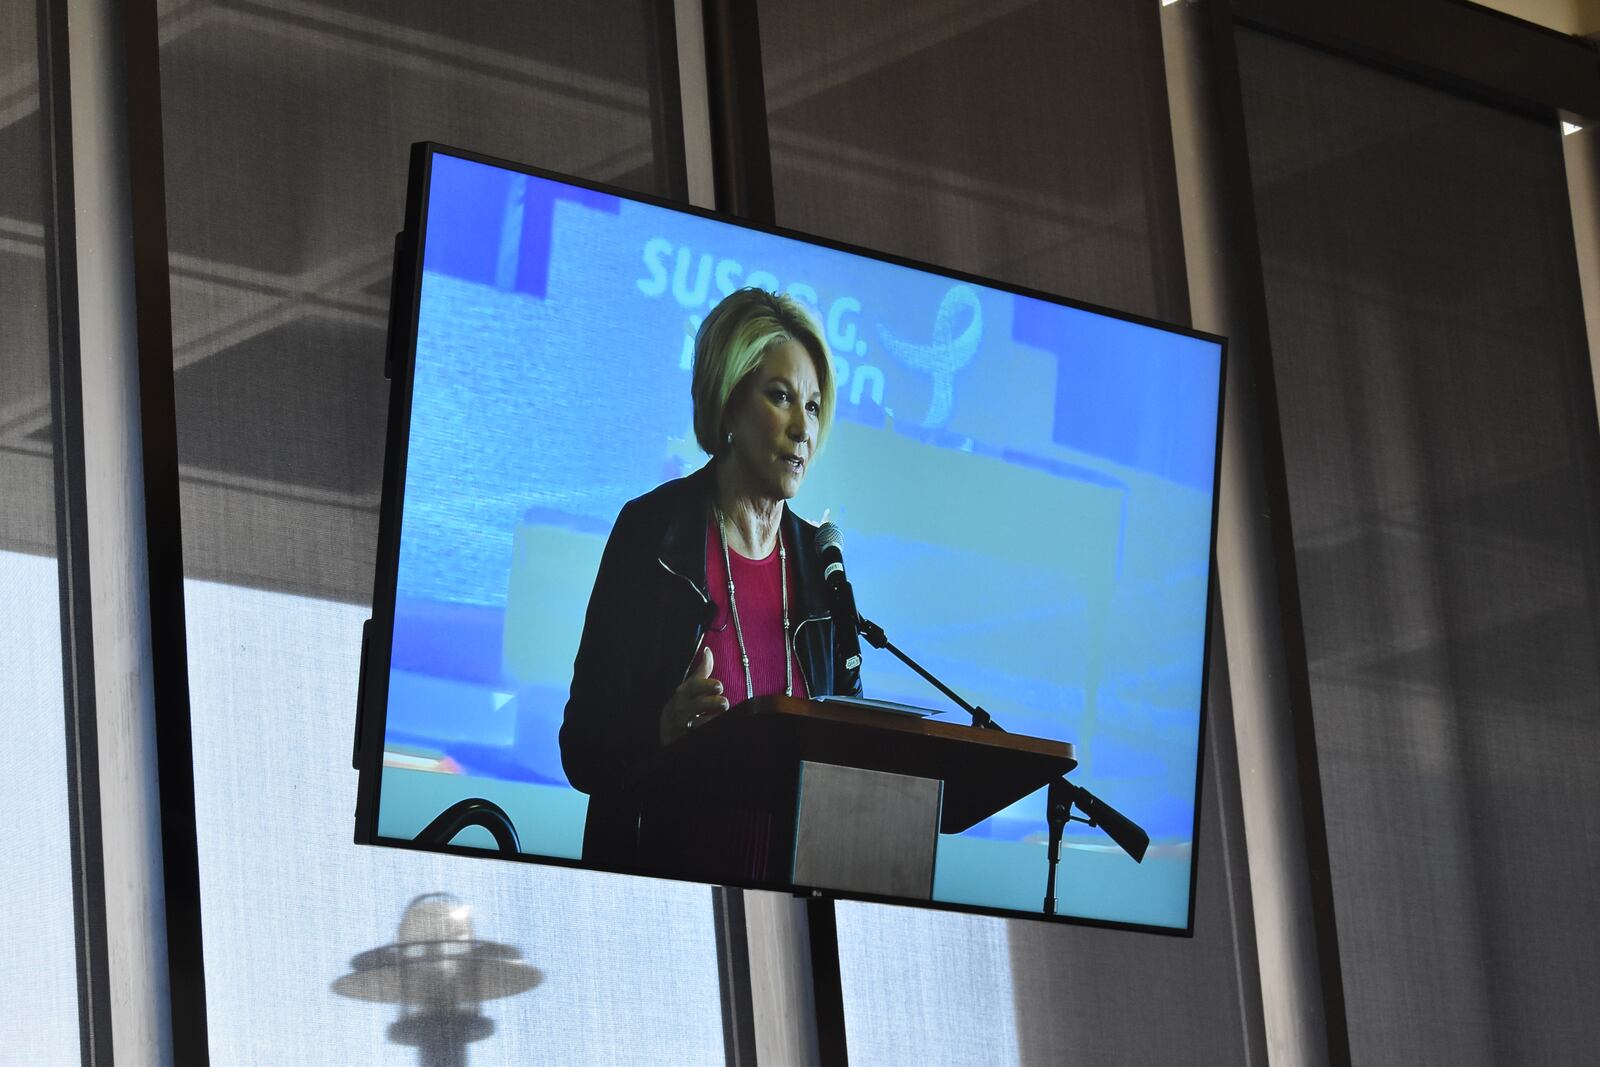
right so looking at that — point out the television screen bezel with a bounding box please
[353,140,1227,936]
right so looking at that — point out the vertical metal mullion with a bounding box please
[47,0,210,1061]
[122,0,210,1055]
[1130,1,1193,329]
[701,0,776,224]
[692,1,851,1062]
[37,0,111,1060]
[671,2,765,1063]
[711,886,759,1067]
[645,0,690,202]
[673,0,717,210]
[1160,3,1351,1065]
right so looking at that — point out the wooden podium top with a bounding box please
[634,695,1076,834]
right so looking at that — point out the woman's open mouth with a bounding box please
[783,454,805,475]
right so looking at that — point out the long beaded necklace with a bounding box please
[715,507,793,701]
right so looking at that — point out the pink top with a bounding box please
[703,523,808,704]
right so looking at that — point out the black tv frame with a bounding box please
[353,141,1227,936]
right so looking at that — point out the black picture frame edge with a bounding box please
[352,143,432,847]
[1184,329,1232,939]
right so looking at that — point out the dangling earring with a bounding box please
[724,430,734,449]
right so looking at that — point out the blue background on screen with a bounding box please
[380,152,1222,928]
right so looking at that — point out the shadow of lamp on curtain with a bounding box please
[333,893,542,1067]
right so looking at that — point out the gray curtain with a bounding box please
[163,0,670,602]
[761,0,1186,326]
[1238,28,1600,1065]
[1000,631,1263,1065]
[0,0,55,559]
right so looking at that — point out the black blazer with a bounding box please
[559,461,861,869]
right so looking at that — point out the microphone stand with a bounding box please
[856,615,1147,916]
[1043,779,1089,916]
[857,616,1001,731]
[1046,780,1070,916]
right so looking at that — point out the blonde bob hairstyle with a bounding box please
[691,288,837,457]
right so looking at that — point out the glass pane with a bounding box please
[757,0,1251,1060]
[1239,28,1600,1065]
[185,580,724,1064]
[160,0,667,602]
[155,4,726,1060]
[760,0,1185,324]
[0,0,82,1062]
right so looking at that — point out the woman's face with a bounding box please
[724,339,822,504]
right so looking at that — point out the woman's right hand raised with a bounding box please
[660,645,728,744]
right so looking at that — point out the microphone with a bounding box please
[1064,782,1149,863]
[814,522,863,687]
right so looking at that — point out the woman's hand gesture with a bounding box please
[660,645,728,744]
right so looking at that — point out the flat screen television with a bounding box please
[354,142,1225,933]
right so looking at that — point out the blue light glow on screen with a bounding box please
[379,151,1222,928]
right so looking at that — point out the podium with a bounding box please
[629,695,1075,899]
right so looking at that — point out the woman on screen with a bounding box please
[559,287,863,879]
